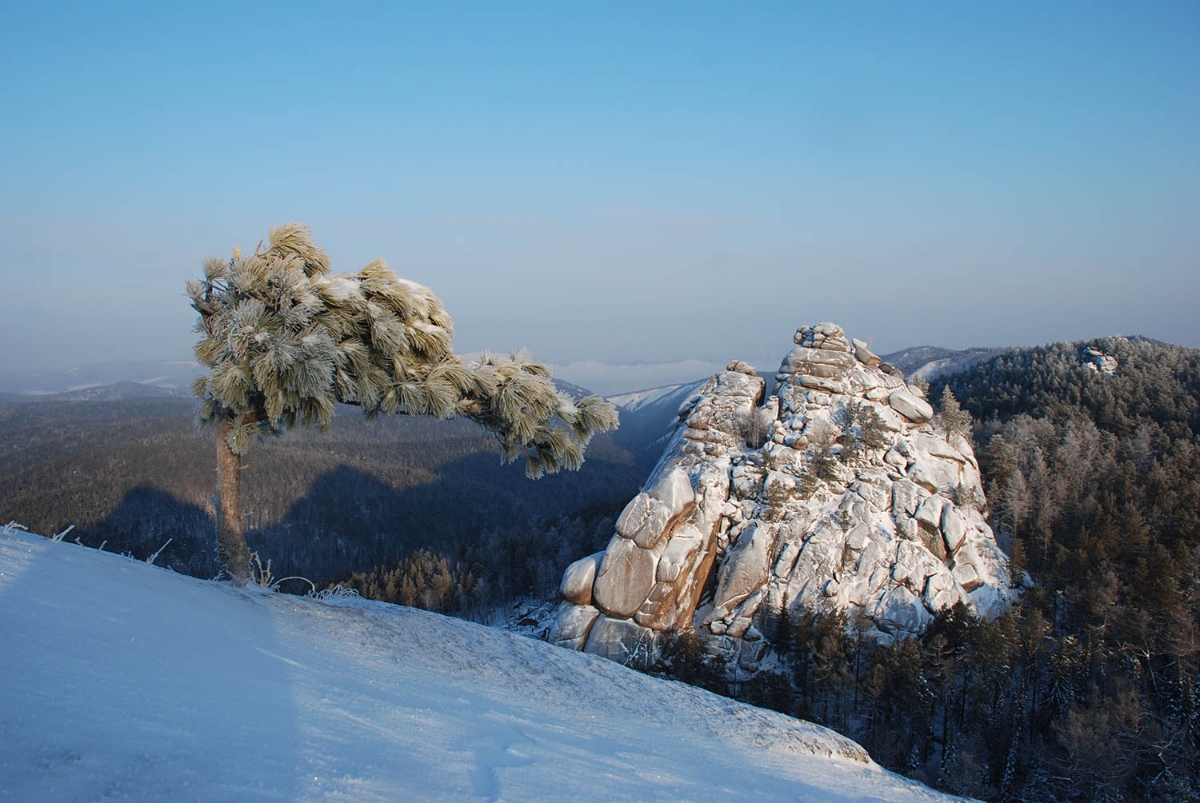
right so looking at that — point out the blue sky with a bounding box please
[2,2,1197,389]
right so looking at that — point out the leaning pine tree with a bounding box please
[188,223,618,581]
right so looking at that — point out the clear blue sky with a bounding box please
[2,2,1197,387]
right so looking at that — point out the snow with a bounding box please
[606,382,697,412]
[0,528,966,802]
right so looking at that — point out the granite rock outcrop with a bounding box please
[550,323,1014,674]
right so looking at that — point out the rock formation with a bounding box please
[551,323,1014,675]
[1082,346,1118,375]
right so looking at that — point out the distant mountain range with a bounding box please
[0,360,202,397]
[880,345,1008,381]
[0,360,600,403]
[0,344,1032,408]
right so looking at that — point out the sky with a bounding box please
[2,2,1197,391]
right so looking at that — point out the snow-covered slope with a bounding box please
[879,347,1006,383]
[608,380,710,468]
[0,528,964,802]
[607,381,703,413]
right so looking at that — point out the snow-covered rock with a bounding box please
[551,602,602,649]
[551,323,1015,673]
[560,552,603,605]
[592,536,659,619]
[1082,347,1118,375]
[888,389,934,424]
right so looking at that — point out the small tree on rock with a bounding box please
[188,223,618,581]
[937,386,972,437]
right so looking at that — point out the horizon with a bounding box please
[3,3,1198,376]
[0,328,1152,399]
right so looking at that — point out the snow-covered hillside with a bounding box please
[607,382,702,413]
[0,528,965,802]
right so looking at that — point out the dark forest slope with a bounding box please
[0,396,643,588]
[920,336,1200,801]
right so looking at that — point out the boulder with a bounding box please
[911,433,970,464]
[892,541,941,595]
[615,493,653,539]
[648,466,695,518]
[773,540,802,579]
[592,537,658,619]
[949,432,980,468]
[583,616,658,664]
[635,525,720,631]
[852,338,882,367]
[850,476,891,511]
[873,586,933,635]
[941,505,968,554]
[951,541,984,592]
[923,573,963,613]
[730,464,763,499]
[892,478,928,517]
[560,552,602,605]
[656,525,703,583]
[727,360,758,376]
[915,495,946,532]
[797,375,851,394]
[884,447,908,469]
[781,346,857,377]
[710,522,775,619]
[632,503,676,549]
[550,604,601,650]
[889,389,934,423]
[908,455,961,494]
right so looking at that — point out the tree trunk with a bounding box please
[216,416,252,582]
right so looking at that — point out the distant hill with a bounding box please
[3,381,191,403]
[0,359,595,401]
[607,379,708,471]
[880,345,1007,381]
[0,359,202,395]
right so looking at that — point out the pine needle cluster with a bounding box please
[188,223,618,476]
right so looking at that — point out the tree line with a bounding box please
[327,511,617,621]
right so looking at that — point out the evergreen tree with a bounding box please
[938,386,972,437]
[812,445,839,484]
[188,223,618,580]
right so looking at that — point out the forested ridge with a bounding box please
[661,336,1200,802]
[931,337,1199,800]
[0,397,641,597]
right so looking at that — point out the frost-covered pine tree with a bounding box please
[188,223,618,581]
[937,386,972,437]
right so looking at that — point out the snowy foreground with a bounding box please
[0,529,965,802]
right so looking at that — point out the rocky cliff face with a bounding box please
[550,323,1013,674]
